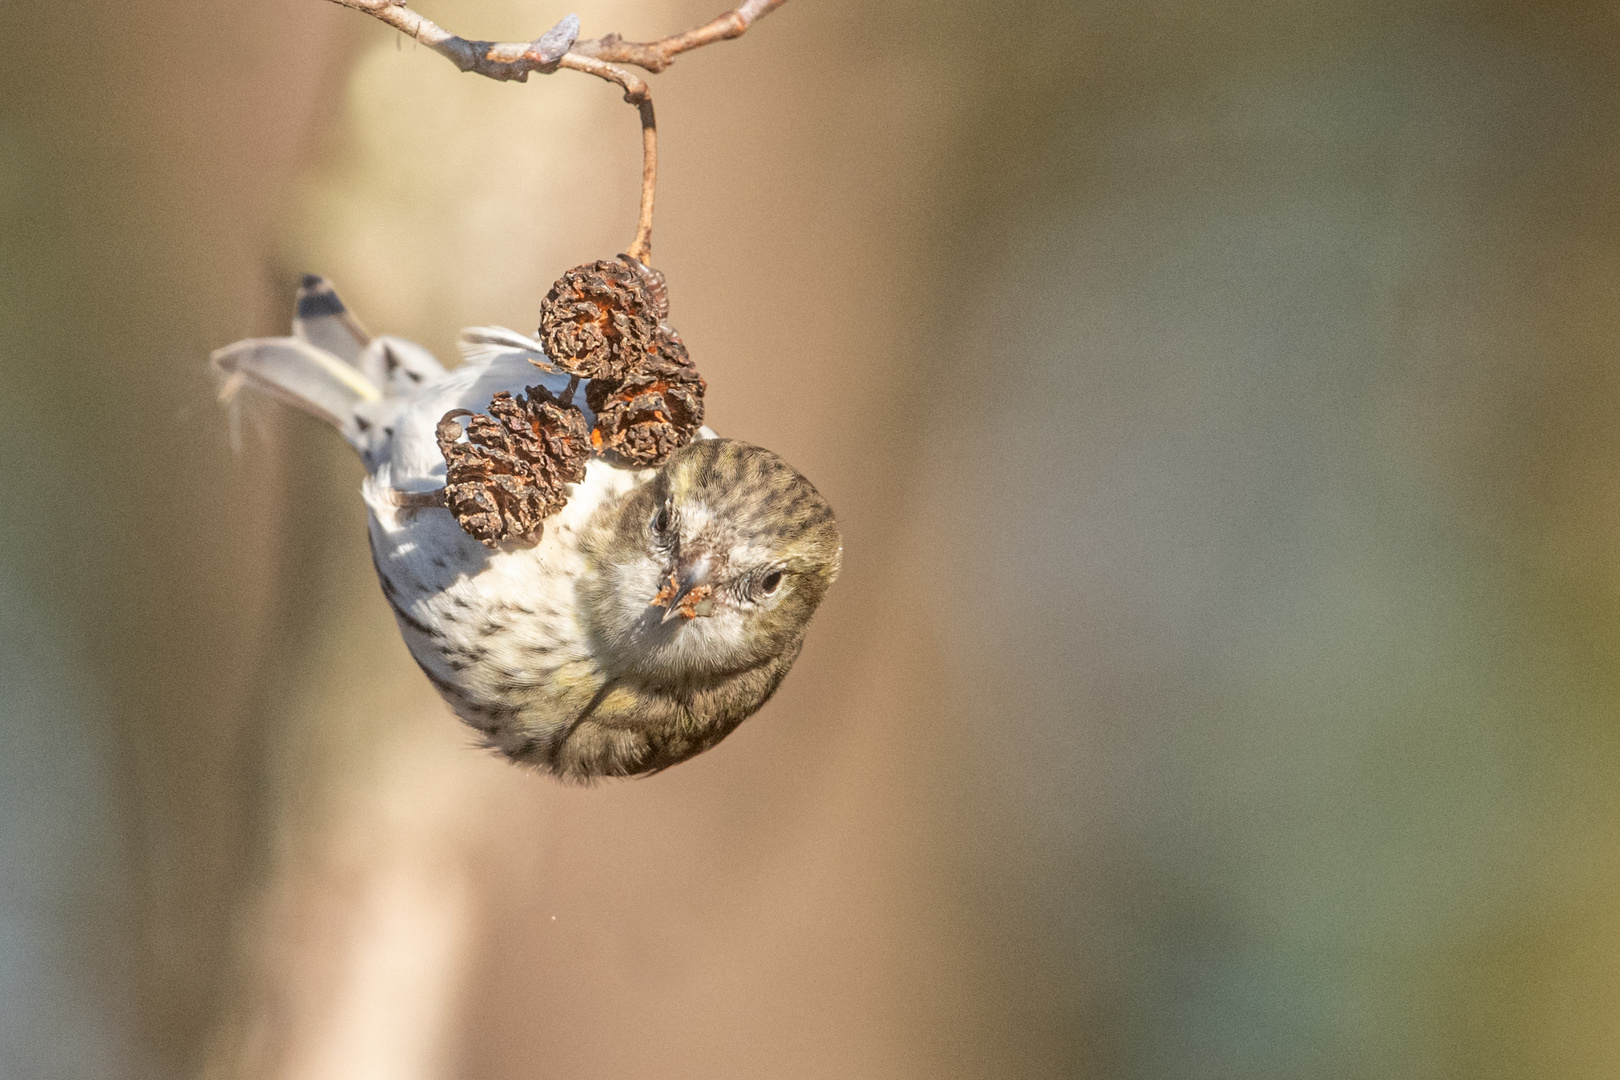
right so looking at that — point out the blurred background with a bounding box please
[6,0,1620,1076]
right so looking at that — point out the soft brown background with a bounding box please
[7,0,1620,1077]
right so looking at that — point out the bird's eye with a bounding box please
[759,569,784,595]
[652,503,672,537]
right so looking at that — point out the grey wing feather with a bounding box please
[210,336,382,450]
[291,275,445,393]
[292,274,371,364]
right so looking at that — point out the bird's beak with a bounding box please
[651,553,716,623]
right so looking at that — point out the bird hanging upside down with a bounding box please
[212,266,841,781]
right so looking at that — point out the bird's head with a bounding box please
[582,438,842,682]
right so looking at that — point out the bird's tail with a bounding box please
[210,275,444,455]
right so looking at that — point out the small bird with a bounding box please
[214,274,841,780]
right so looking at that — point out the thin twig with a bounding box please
[572,0,789,73]
[326,0,790,264]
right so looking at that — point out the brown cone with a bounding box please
[586,332,707,467]
[437,385,591,547]
[538,260,661,380]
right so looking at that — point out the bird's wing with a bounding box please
[359,335,447,396]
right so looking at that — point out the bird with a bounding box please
[213,273,841,781]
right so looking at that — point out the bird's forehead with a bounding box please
[674,498,779,563]
[676,498,718,533]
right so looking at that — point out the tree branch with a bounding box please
[325,0,791,264]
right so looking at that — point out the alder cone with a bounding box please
[437,386,591,547]
[538,260,660,380]
[586,333,706,467]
